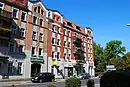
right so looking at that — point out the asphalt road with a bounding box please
[1,78,100,87]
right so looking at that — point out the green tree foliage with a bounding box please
[109,52,130,70]
[94,43,105,73]
[94,40,127,74]
[104,40,126,64]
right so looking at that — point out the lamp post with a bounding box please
[47,11,50,72]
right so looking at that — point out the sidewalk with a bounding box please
[0,78,65,86]
[81,84,100,87]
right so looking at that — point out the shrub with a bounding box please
[47,84,56,87]
[86,79,95,87]
[65,77,81,87]
[100,71,130,87]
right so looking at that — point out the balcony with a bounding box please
[0,28,10,39]
[0,39,9,47]
[0,9,12,19]
[73,37,82,44]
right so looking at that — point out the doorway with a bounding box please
[31,63,41,77]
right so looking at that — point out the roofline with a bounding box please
[64,19,85,29]
[86,27,93,31]
[30,0,63,17]
[47,9,64,17]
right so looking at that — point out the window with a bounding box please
[39,48,42,56]
[21,12,26,21]
[67,22,72,27]
[64,41,66,46]
[64,53,66,59]
[32,47,35,56]
[38,6,40,13]
[34,7,37,12]
[68,54,71,60]
[9,44,14,52]
[18,62,22,74]
[52,38,54,44]
[52,51,54,58]
[57,39,60,45]
[57,27,60,33]
[33,16,37,24]
[0,3,3,9]
[76,26,81,31]
[57,52,60,59]
[41,9,44,15]
[13,9,17,18]
[40,19,43,26]
[68,31,70,37]
[90,48,92,53]
[52,25,55,32]
[8,62,13,74]
[68,42,70,47]
[53,15,55,20]
[39,33,43,41]
[19,45,24,53]
[12,25,16,30]
[32,31,36,40]
[63,29,66,35]
[20,28,25,38]
[11,25,17,35]
[75,33,77,36]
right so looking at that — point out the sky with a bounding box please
[43,0,130,51]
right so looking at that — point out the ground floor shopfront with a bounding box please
[0,52,95,80]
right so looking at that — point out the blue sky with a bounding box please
[43,0,130,51]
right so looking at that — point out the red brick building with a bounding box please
[0,0,94,80]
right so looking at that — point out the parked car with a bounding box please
[77,73,91,80]
[31,72,55,83]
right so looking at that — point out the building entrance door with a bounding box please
[31,63,41,77]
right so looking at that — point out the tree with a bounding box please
[104,40,126,64]
[122,52,130,68]
[108,52,130,70]
[94,42,105,74]
[109,57,126,70]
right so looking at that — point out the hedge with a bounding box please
[65,77,81,87]
[100,71,130,87]
[86,79,95,87]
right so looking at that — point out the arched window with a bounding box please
[34,7,37,12]
[41,9,44,15]
[38,6,40,13]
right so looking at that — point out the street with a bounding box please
[0,78,100,87]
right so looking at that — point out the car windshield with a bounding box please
[36,73,43,76]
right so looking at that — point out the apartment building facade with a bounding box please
[0,0,31,80]
[0,0,94,80]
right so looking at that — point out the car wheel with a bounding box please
[39,79,43,83]
[52,78,55,82]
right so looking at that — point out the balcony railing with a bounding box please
[0,31,10,37]
[0,9,12,18]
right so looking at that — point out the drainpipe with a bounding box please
[47,11,50,72]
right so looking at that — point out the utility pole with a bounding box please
[47,11,50,72]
